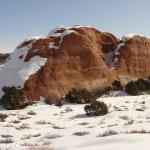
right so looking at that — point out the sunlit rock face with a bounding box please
[115,35,150,83]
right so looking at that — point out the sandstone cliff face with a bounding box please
[1,26,150,103]
[116,35,150,84]
[23,26,117,101]
[23,28,150,102]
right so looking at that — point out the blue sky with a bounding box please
[0,0,150,52]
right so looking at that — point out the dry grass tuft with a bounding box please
[36,120,50,125]
[27,145,53,150]
[1,134,13,138]
[119,115,129,120]
[52,125,65,129]
[45,133,62,139]
[10,120,21,124]
[97,130,118,137]
[16,123,29,130]
[78,122,89,126]
[18,116,31,120]
[127,129,150,134]
[0,113,8,122]
[27,110,37,115]
[73,131,89,136]
[0,138,14,143]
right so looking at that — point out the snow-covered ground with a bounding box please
[0,94,150,150]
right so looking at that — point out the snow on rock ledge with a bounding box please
[48,25,93,36]
[0,39,47,97]
[48,25,77,50]
[48,25,70,36]
[110,33,145,69]
[121,33,144,41]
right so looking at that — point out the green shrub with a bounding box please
[65,88,96,104]
[135,78,147,91]
[145,78,150,90]
[125,77,150,95]
[0,113,8,122]
[112,80,123,91]
[125,81,139,95]
[0,86,29,110]
[84,101,108,116]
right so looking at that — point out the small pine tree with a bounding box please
[0,86,29,110]
[84,101,108,116]
[145,77,150,90]
[125,81,139,95]
[135,78,146,91]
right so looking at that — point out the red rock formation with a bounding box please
[116,35,150,84]
[9,26,150,103]
[23,26,117,102]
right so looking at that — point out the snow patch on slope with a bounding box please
[102,41,125,69]
[102,52,114,68]
[48,42,59,49]
[111,41,125,69]
[0,40,47,97]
